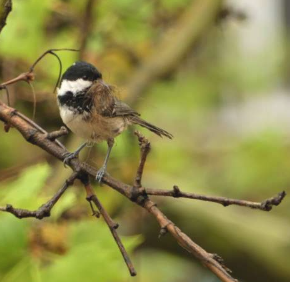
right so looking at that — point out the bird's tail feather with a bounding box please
[129,116,173,139]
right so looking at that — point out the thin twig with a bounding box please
[1,85,10,106]
[87,199,100,218]
[14,111,66,150]
[134,130,151,188]
[0,49,79,149]
[29,48,79,73]
[29,48,78,93]
[49,51,63,93]
[27,81,36,120]
[133,132,238,281]
[145,186,286,211]
[46,126,68,141]
[0,48,78,92]
[80,175,136,277]
[0,172,78,219]
[0,72,35,89]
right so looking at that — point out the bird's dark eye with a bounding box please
[83,75,88,80]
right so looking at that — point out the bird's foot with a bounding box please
[96,166,106,183]
[63,152,78,167]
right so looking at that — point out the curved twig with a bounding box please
[29,48,79,73]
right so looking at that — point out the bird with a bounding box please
[57,61,173,182]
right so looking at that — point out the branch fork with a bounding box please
[46,126,68,141]
[0,172,78,219]
[0,86,286,281]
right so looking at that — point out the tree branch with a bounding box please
[80,174,137,276]
[145,186,286,211]
[0,98,286,281]
[0,0,12,34]
[134,131,151,188]
[0,172,77,219]
[46,126,68,141]
[3,58,290,282]
[141,198,237,282]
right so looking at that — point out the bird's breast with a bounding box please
[59,105,127,142]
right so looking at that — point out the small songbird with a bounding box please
[57,61,173,182]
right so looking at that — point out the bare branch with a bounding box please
[146,186,286,211]
[0,172,78,219]
[12,110,66,150]
[0,2,263,280]
[29,48,78,93]
[46,126,68,141]
[132,132,238,281]
[0,49,80,150]
[0,72,35,89]
[0,98,286,282]
[29,48,79,73]
[140,198,237,282]
[79,174,136,277]
[0,0,12,33]
[0,48,78,95]
[134,130,151,188]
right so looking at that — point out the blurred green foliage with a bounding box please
[0,0,289,282]
[0,165,141,282]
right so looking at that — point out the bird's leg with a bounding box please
[63,142,87,167]
[96,139,114,182]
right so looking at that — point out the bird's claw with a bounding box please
[96,167,106,183]
[63,152,78,167]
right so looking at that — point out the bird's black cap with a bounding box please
[61,61,102,82]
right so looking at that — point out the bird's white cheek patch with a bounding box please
[57,79,92,96]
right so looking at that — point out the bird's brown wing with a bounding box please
[112,99,172,139]
[87,81,140,117]
[111,99,172,138]
[87,81,172,138]
[111,99,140,117]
